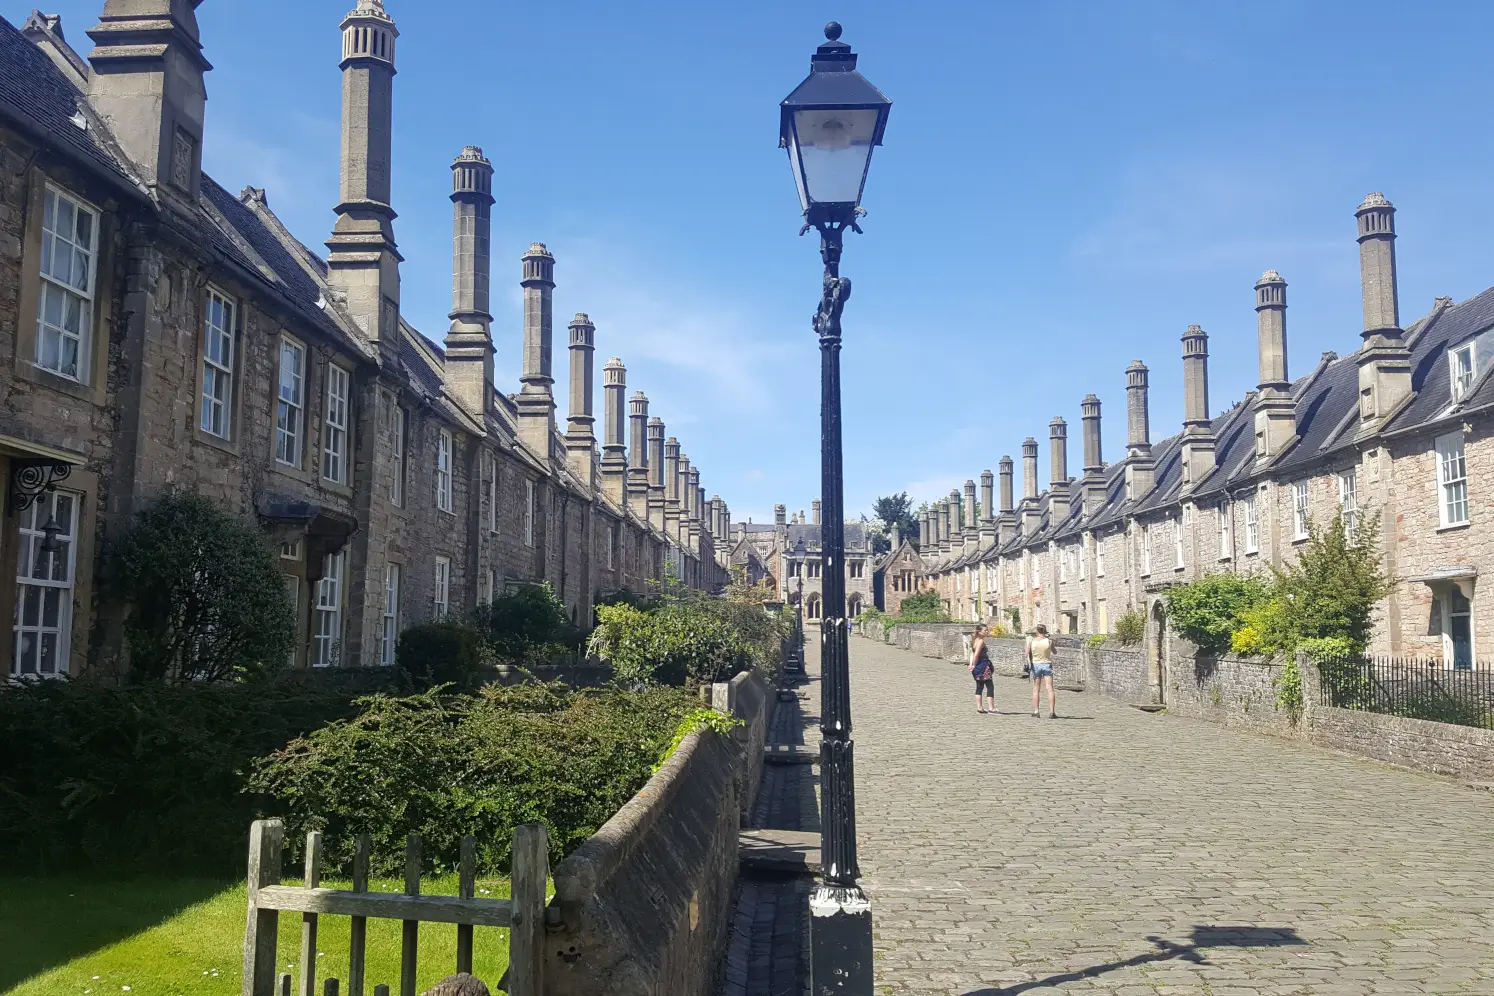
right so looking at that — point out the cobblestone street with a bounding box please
[850,635,1494,995]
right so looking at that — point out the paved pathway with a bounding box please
[851,635,1494,994]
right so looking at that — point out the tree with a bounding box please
[109,492,295,682]
[872,492,920,550]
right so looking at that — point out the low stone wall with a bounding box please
[1084,644,1148,702]
[1162,651,1300,738]
[543,668,771,996]
[984,635,1087,687]
[1309,705,1494,781]
[855,620,974,661]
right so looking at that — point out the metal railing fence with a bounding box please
[1317,654,1494,731]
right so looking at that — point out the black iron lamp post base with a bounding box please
[809,882,875,994]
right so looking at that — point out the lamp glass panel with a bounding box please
[792,107,879,205]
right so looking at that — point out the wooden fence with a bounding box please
[241,819,548,996]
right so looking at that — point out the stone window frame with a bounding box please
[1338,469,1359,533]
[1173,513,1185,571]
[434,556,451,619]
[275,335,308,469]
[1218,500,1234,561]
[486,451,499,534]
[381,561,402,666]
[1139,523,1152,577]
[1436,431,1470,529]
[313,549,346,668]
[435,428,454,514]
[1095,533,1106,577]
[14,171,116,406]
[523,478,536,547]
[11,487,81,679]
[848,559,864,580]
[195,283,240,448]
[1291,480,1310,541]
[1243,493,1259,554]
[389,400,407,508]
[321,363,352,485]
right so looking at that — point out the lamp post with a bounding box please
[779,21,890,994]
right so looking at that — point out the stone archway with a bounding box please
[1148,599,1169,705]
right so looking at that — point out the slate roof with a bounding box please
[785,522,869,551]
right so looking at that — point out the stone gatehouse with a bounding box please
[1,2,734,678]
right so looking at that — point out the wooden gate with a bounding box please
[241,819,548,996]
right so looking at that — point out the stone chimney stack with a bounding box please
[1125,361,1156,499]
[665,437,683,542]
[646,418,666,530]
[1021,438,1039,501]
[1080,394,1106,514]
[979,470,997,548]
[775,504,787,527]
[87,0,211,205]
[563,313,597,487]
[812,500,822,525]
[1253,270,1297,461]
[517,243,557,457]
[1180,325,1216,486]
[687,466,702,550]
[999,456,1015,514]
[963,479,978,552]
[627,393,649,507]
[319,0,400,347]
[1355,193,1412,428]
[601,357,628,505]
[444,147,495,420]
[1049,417,1071,524]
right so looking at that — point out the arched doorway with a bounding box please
[1147,599,1168,705]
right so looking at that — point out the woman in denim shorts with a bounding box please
[1026,624,1057,718]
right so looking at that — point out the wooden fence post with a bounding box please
[349,834,370,996]
[456,835,476,975]
[508,823,549,996]
[400,834,421,996]
[299,831,323,996]
[242,819,285,996]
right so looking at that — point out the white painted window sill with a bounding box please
[1437,521,1471,533]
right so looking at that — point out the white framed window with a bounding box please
[322,365,350,484]
[487,569,497,604]
[381,563,401,666]
[1338,469,1359,533]
[436,429,454,512]
[1244,493,1259,553]
[1096,536,1106,577]
[199,287,235,439]
[1437,431,1469,527]
[486,453,498,533]
[1219,501,1233,560]
[524,479,536,546]
[1033,553,1042,588]
[279,540,302,562]
[276,338,305,466]
[36,186,97,382]
[808,559,822,580]
[1059,548,1068,583]
[12,489,79,677]
[282,576,299,667]
[1079,542,1087,580]
[1450,343,1476,403]
[1174,515,1184,569]
[1140,524,1152,575]
[390,404,406,507]
[434,557,451,618]
[1292,480,1310,540]
[314,551,344,667]
[606,521,616,569]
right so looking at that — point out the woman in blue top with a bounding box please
[969,624,997,714]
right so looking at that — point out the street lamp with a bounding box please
[780,21,890,994]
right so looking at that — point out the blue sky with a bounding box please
[23,1,1494,524]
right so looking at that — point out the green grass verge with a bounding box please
[1,875,513,996]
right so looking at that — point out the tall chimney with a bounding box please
[1355,193,1412,427]
[949,490,963,546]
[1049,418,1071,524]
[1125,361,1156,499]
[812,499,822,525]
[1181,324,1216,486]
[963,479,978,552]
[775,504,787,527]
[444,147,495,419]
[628,393,650,508]
[999,456,1015,514]
[563,313,597,486]
[87,0,211,205]
[1254,271,1296,461]
[1021,438,1039,500]
[601,357,628,505]
[1080,394,1106,514]
[938,498,952,553]
[979,470,997,547]
[687,466,702,551]
[646,417,666,529]
[665,437,683,542]
[516,243,556,457]
[319,0,400,346]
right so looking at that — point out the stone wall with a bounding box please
[543,667,770,996]
[1160,650,1300,738]
[1310,705,1494,781]
[1084,644,1148,702]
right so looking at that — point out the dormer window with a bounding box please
[1450,343,1475,403]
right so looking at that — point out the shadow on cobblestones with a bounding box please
[960,926,1306,995]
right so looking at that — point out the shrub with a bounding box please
[108,492,295,681]
[1273,656,1304,718]
[1273,512,1392,655]
[396,620,487,692]
[986,622,1010,638]
[471,582,579,665]
[897,590,949,623]
[1113,609,1145,646]
[588,601,753,687]
[1006,606,1022,632]
[1086,633,1109,649]
[248,683,698,872]
[0,671,402,874]
[1165,573,1271,653]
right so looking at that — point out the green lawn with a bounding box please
[2,875,512,996]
